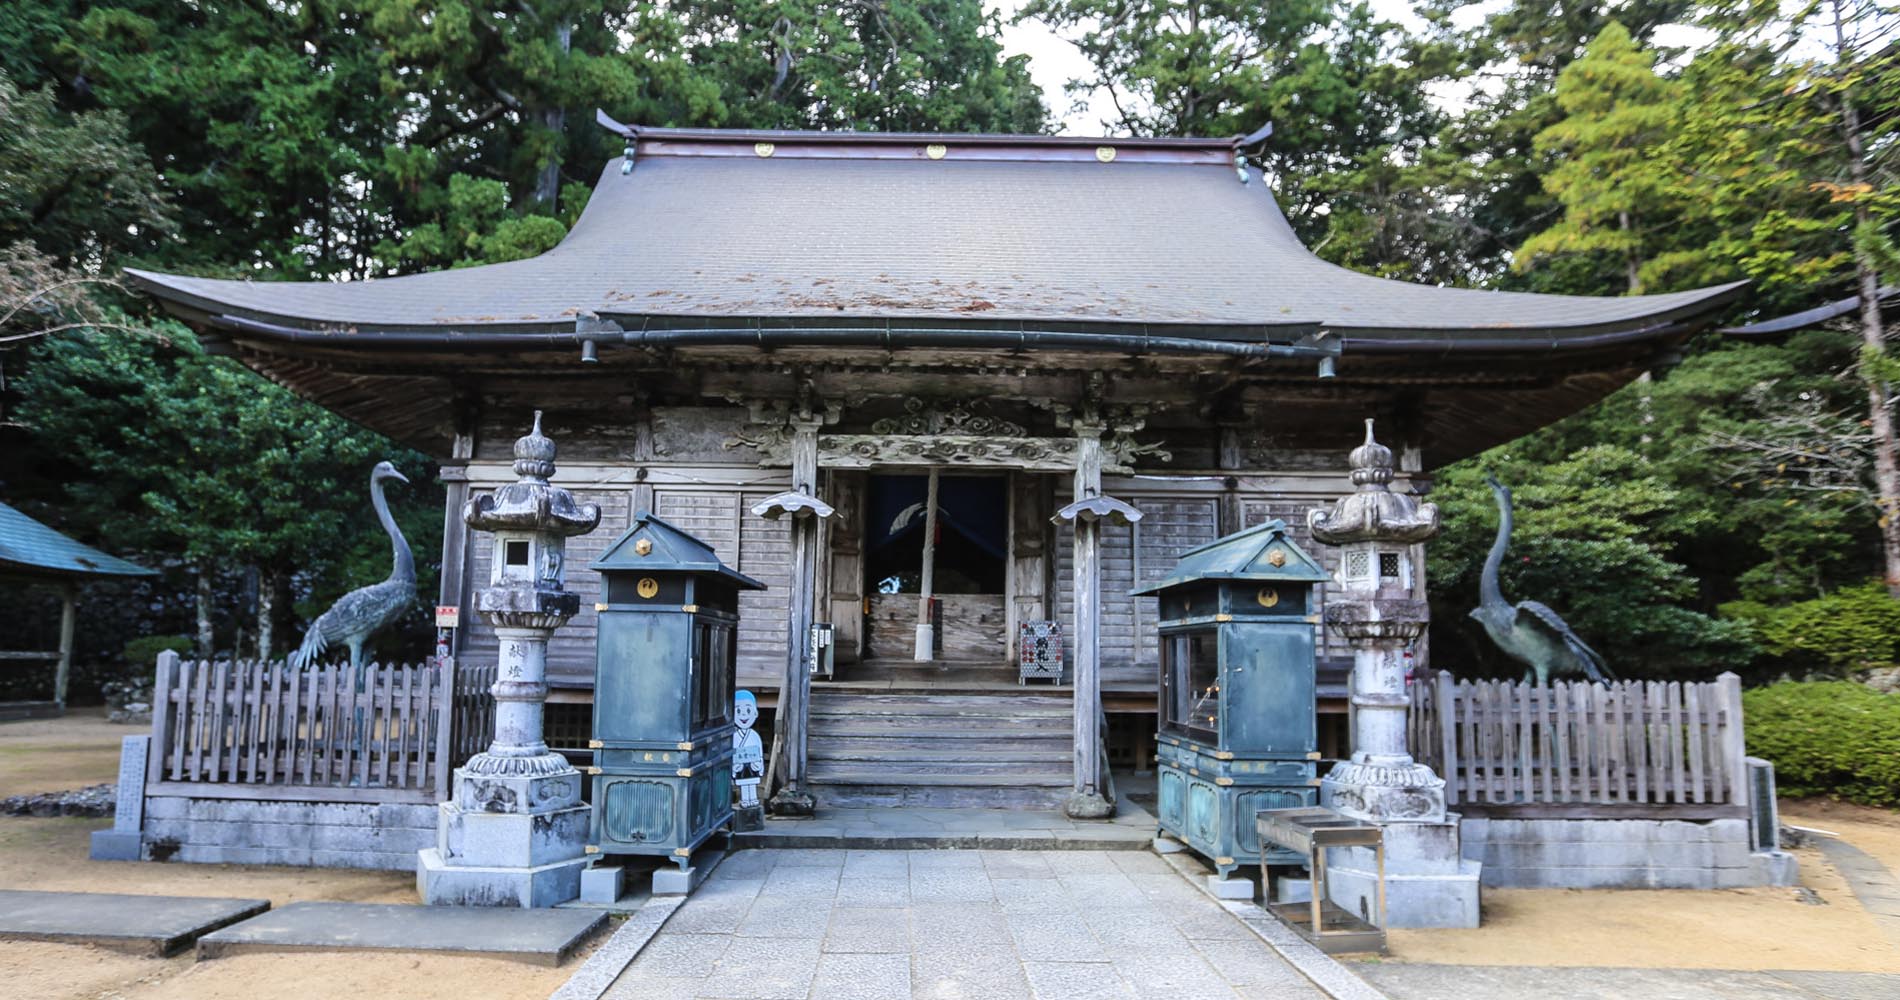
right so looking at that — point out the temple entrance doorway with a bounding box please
[861,473,1010,664]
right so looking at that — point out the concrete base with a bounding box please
[195,900,605,967]
[1752,849,1800,887]
[88,829,142,861]
[1208,874,1256,900]
[1152,836,1188,855]
[436,801,591,868]
[578,863,624,904]
[0,890,269,957]
[417,847,588,909]
[1273,876,1312,904]
[1326,849,1483,929]
[141,797,435,870]
[651,851,721,896]
[1064,791,1114,820]
[1460,816,1785,889]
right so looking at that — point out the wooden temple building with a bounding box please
[131,121,1743,810]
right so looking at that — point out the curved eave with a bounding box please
[131,267,1741,360]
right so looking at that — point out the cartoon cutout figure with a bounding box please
[733,690,765,807]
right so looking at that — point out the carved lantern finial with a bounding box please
[1308,419,1439,548]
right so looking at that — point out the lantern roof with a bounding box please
[1132,519,1330,595]
[1307,419,1442,546]
[462,412,602,536]
[593,512,767,590]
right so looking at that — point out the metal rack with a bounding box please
[1256,807,1387,954]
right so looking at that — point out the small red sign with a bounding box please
[434,605,460,628]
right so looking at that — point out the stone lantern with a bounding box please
[1307,419,1479,927]
[420,412,602,908]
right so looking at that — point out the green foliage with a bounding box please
[1724,581,1900,675]
[1428,445,1758,680]
[10,321,444,655]
[1515,22,1679,291]
[1743,682,1900,806]
[0,70,172,265]
[381,174,568,270]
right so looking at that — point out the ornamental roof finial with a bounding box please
[513,410,558,482]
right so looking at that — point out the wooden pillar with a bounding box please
[54,583,76,709]
[437,415,478,658]
[771,415,824,814]
[913,467,940,661]
[1068,423,1110,817]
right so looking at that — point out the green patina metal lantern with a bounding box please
[589,513,765,868]
[1133,519,1331,878]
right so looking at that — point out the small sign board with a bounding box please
[434,605,461,628]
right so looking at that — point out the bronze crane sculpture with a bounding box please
[1469,475,1613,685]
[289,461,416,673]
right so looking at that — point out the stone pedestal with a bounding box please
[419,756,591,908]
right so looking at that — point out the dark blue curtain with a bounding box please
[865,475,1007,560]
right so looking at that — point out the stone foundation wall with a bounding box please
[1460,816,1792,889]
[140,797,434,871]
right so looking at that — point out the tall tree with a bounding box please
[1670,0,1900,595]
[1414,0,1696,286]
[1514,22,1680,293]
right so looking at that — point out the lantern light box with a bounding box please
[1132,519,1332,878]
[589,513,765,867]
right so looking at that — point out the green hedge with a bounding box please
[1743,681,1900,807]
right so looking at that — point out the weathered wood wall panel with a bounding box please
[863,594,1009,661]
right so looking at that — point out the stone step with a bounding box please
[807,769,1070,787]
[807,780,1071,809]
[805,699,1079,714]
[810,746,1072,763]
[810,759,1069,777]
[801,730,1071,745]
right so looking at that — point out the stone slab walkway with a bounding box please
[598,848,1329,1000]
[731,806,1158,852]
[0,889,268,956]
[1353,963,1900,1000]
[194,901,605,967]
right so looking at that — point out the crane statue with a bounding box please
[290,461,416,675]
[1470,475,1613,685]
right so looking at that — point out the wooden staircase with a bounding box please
[805,688,1074,808]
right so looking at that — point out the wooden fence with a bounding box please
[145,651,490,804]
[1407,671,1749,819]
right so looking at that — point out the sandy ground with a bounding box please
[0,708,129,797]
[1377,799,1900,972]
[0,715,590,1000]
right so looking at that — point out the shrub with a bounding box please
[1723,581,1900,676]
[1743,681,1900,806]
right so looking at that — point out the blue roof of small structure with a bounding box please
[593,512,766,589]
[1131,519,1329,595]
[0,502,155,580]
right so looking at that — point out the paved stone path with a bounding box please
[600,848,1328,1000]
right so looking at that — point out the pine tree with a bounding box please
[1514,22,1680,293]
